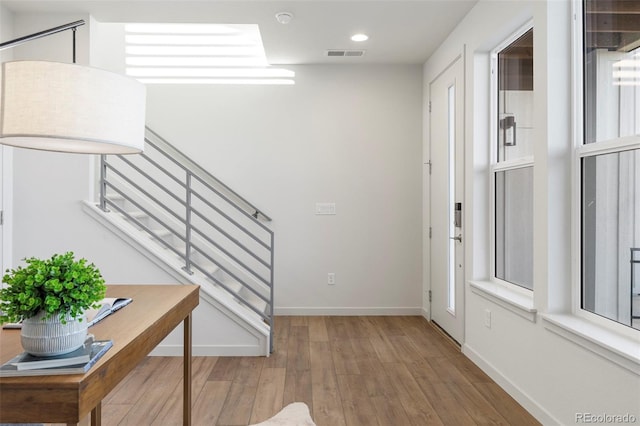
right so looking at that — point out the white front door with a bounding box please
[429,56,465,344]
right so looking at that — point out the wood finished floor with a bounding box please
[52,316,540,426]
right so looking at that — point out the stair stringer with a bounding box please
[82,200,270,356]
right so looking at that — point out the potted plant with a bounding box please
[0,252,106,356]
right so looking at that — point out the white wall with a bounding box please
[7,14,424,317]
[424,1,640,424]
[143,64,424,314]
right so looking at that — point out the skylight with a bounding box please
[124,23,295,85]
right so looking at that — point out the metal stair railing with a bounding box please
[98,127,274,352]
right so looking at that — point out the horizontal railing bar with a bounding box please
[109,156,186,207]
[143,133,274,239]
[143,136,272,233]
[145,127,272,221]
[190,224,271,287]
[191,189,271,250]
[144,137,189,173]
[126,140,272,246]
[137,151,188,189]
[145,135,272,227]
[190,262,269,321]
[190,243,270,305]
[105,162,187,221]
[105,183,188,245]
[190,205,271,268]
[109,158,271,271]
[190,242,269,301]
[144,136,257,219]
[104,198,187,259]
[105,161,271,286]
[191,172,273,233]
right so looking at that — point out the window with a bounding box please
[492,27,534,290]
[580,0,640,330]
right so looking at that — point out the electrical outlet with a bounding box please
[327,273,336,285]
[484,309,492,329]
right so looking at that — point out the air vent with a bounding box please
[326,50,365,57]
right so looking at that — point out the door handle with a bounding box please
[449,234,462,243]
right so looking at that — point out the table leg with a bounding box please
[91,401,101,426]
[183,312,192,426]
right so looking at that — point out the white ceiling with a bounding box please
[1,0,477,65]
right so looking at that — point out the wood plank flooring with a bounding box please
[52,316,540,426]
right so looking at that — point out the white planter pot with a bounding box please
[21,311,88,356]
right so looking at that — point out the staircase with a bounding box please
[84,127,274,354]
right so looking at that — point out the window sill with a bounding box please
[469,280,537,322]
[541,314,640,376]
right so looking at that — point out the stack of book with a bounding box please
[0,339,113,377]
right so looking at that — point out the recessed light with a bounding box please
[275,12,294,25]
[351,34,369,42]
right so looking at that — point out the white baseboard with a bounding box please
[150,344,266,357]
[421,307,429,320]
[462,343,560,426]
[273,307,423,316]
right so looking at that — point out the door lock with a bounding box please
[450,234,462,243]
[454,202,462,228]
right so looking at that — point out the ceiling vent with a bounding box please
[326,50,365,57]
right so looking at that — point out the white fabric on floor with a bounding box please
[250,402,316,426]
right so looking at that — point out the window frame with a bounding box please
[489,20,535,293]
[572,0,640,339]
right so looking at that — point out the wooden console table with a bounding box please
[0,284,199,426]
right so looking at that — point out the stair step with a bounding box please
[220,278,243,294]
[127,211,148,220]
[104,194,126,207]
[124,211,149,228]
[106,193,124,201]
[199,264,218,278]
[241,290,268,314]
[151,229,173,239]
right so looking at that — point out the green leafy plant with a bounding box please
[0,252,106,324]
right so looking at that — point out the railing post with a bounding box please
[183,171,193,275]
[631,248,639,326]
[269,233,275,353]
[99,154,108,212]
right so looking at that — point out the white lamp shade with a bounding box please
[0,60,146,154]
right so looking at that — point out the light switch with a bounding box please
[315,202,336,215]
